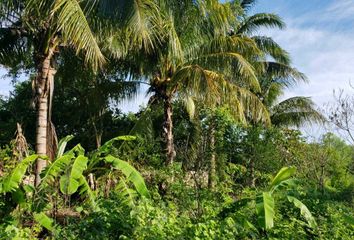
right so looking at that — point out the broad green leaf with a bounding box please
[256,192,275,230]
[60,175,79,195]
[1,155,38,193]
[57,135,74,158]
[68,144,85,156]
[99,136,137,154]
[287,196,317,228]
[12,188,26,206]
[40,154,74,188]
[78,175,97,210]
[115,178,138,207]
[34,212,54,231]
[270,166,296,190]
[105,155,149,198]
[60,155,88,195]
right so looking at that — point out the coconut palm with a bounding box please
[0,0,106,185]
[0,0,162,185]
[235,0,323,126]
[136,0,270,165]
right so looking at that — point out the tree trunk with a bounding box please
[34,53,54,187]
[35,96,48,186]
[163,95,176,165]
[208,121,216,189]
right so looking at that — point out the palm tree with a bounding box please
[134,0,270,165]
[229,0,322,187]
[0,0,162,185]
[235,0,322,128]
[0,0,105,185]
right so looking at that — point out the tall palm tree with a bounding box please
[228,0,323,186]
[0,0,162,185]
[134,0,270,165]
[0,0,105,185]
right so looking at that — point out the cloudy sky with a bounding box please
[1,0,354,113]
[253,0,354,106]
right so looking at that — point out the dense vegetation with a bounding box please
[0,0,353,239]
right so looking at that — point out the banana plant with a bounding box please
[0,155,38,194]
[0,135,150,234]
[220,167,317,233]
[38,135,150,208]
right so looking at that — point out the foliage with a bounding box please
[0,0,352,239]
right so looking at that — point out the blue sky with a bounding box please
[252,0,354,105]
[1,0,354,117]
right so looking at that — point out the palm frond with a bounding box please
[261,62,307,90]
[53,0,105,70]
[237,13,285,35]
[173,65,270,124]
[239,0,257,11]
[253,36,290,64]
[271,97,324,127]
[187,35,262,91]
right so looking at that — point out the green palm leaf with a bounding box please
[53,0,105,70]
[271,97,324,127]
[253,36,290,64]
[34,212,54,232]
[237,13,285,35]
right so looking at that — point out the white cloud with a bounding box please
[265,21,354,108]
[325,0,354,21]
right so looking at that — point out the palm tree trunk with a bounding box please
[163,95,176,165]
[35,96,48,186]
[208,120,216,189]
[34,53,53,187]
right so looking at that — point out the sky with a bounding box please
[251,0,354,106]
[1,0,354,116]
